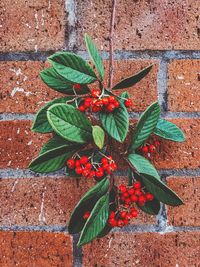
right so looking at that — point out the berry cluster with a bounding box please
[118,181,154,207]
[139,140,161,156]
[108,208,138,228]
[66,155,117,180]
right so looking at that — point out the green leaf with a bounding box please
[100,101,129,142]
[92,126,105,149]
[48,52,97,84]
[128,154,160,179]
[31,96,74,133]
[138,198,161,215]
[68,178,109,234]
[47,103,92,144]
[154,118,185,142]
[85,34,104,80]
[139,173,184,206]
[130,102,160,151]
[78,194,109,246]
[29,136,78,173]
[112,65,153,90]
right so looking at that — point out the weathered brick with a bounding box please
[0,120,49,169]
[168,60,200,112]
[83,231,200,267]
[0,0,65,52]
[0,231,72,267]
[0,61,62,113]
[0,176,155,226]
[167,176,200,227]
[104,59,158,111]
[76,0,200,51]
[0,60,158,113]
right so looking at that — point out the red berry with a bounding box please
[127,188,135,195]
[130,195,138,202]
[80,156,88,165]
[149,144,156,153]
[145,193,154,201]
[123,192,129,198]
[83,211,90,219]
[108,218,117,227]
[138,195,146,203]
[105,165,113,174]
[92,106,101,113]
[106,103,115,112]
[108,96,115,103]
[110,162,117,171]
[91,89,101,98]
[142,145,149,153]
[131,209,138,217]
[117,219,124,227]
[82,169,90,177]
[133,181,141,189]
[75,160,81,167]
[102,97,109,105]
[124,198,131,204]
[124,98,133,107]
[101,157,108,164]
[102,163,109,171]
[66,159,75,169]
[125,213,133,220]
[95,100,103,107]
[113,100,120,108]
[120,211,127,219]
[88,170,95,179]
[107,156,113,161]
[95,169,104,178]
[134,189,143,196]
[154,140,161,147]
[109,211,115,219]
[123,219,129,225]
[78,105,85,112]
[74,84,82,90]
[85,162,92,170]
[84,98,91,108]
[119,184,127,193]
[75,166,83,174]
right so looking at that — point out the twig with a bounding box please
[108,0,117,90]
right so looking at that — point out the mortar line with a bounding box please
[1,50,200,61]
[72,234,83,267]
[0,225,67,232]
[157,59,168,112]
[1,168,200,179]
[65,0,77,50]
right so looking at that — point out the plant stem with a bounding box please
[108,0,117,90]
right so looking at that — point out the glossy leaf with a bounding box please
[154,118,185,142]
[113,65,153,90]
[138,198,161,215]
[128,154,160,179]
[130,102,160,151]
[48,52,97,84]
[92,125,105,149]
[139,173,184,206]
[47,103,92,144]
[68,178,109,234]
[29,136,78,173]
[78,194,109,246]
[100,101,129,142]
[31,96,74,133]
[85,34,104,80]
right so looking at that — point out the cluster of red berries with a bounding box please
[118,181,154,207]
[78,89,121,113]
[66,155,117,180]
[139,140,161,155]
[108,208,138,228]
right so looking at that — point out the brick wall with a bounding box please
[0,1,200,266]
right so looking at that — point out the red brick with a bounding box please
[167,176,200,227]
[0,231,72,267]
[0,61,63,114]
[0,177,155,226]
[83,231,200,267]
[0,0,65,52]
[0,120,49,169]
[104,60,158,111]
[168,60,200,112]
[76,0,200,51]
[152,119,200,169]
[0,60,157,113]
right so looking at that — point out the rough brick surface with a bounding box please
[167,177,200,226]
[0,60,157,113]
[76,0,200,51]
[0,176,155,226]
[168,60,200,112]
[82,232,200,267]
[0,61,62,114]
[0,0,66,52]
[0,120,49,169]
[0,231,72,267]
